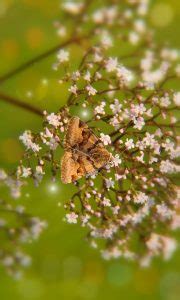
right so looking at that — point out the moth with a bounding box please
[61,116,111,184]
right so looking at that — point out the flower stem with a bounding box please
[0,36,81,84]
[0,92,43,116]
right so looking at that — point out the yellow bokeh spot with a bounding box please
[150,3,174,28]
[0,138,23,163]
[21,0,45,7]
[84,261,104,284]
[1,38,19,60]
[26,27,44,49]
[133,268,159,294]
[21,0,58,16]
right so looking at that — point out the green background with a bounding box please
[0,0,180,299]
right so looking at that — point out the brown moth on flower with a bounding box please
[61,116,111,184]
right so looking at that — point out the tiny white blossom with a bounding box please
[57,49,69,63]
[62,2,83,15]
[111,154,122,167]
[134,192,149,204]
[66,212,78,224]
[134,116,145,130]
[160,95,171,108]
[84,71,91,82]
[68,84,78,95]
[156,203,174,220]
[86,85,97,96]
[105,57,118,72]
[110,99,122,114]
[100,133,111,145]
[0,169,7,180]
[94,101,106,115]
[116,66,133,83]
[102,197,111,207]
[160,160,177,174]
[125,138,135,150]
[105,178,115,189]
[129,31,139,45]
[173,92,180,106]
[101,31,113,49]
[21,167,31,178]
[46,113,60,128]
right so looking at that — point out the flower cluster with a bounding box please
[0,0,179,275]
[0,198,47,278]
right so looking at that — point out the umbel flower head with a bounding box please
[0,0,179,275]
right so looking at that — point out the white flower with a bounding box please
[0,169,7,180]
[116,66,133,83]
[161,48,179,61]
[93,52,103,63]
[137,1,149,16]
[30,217,47,239]
[136,151,144,163]
[84,71,91,82]
[105,178,114,189]
[129,31,139,45]
[160,160,177,174]
[66,212,78,224]
[105,57,118,72]
[162,237,177,260]
[81,214,90,226]
[155,128,163,137]
[19,131,41,152]
[101,247,121,260]
[125,138,135,150]
[147,234,177,260]
[94,101,106,115]
[71,71,80,81]
[134,19,146,33]
[134,192,149,204]
[130,103,146,117]
[133,116,145,130]
[102,197,111,207]
[56,25,66,37]
[173,92,180,106]
[62,2,83,15]
[101,31,113,49]
[19,130,32,148]
[100,133,111,145]
[31,143,41,152]
[110,99,122,114]
[110,115,120,129]
[142,69,165,84]
[68,84,78,95]
[86,85,97,96]
[57,49,69,63]
[21,167,31,178]
[156,203,174,220]
[92,9,105,24]
[160,95,171,107]
[111,154,122,167]
[46,113,60,128]
[171,214,180,230]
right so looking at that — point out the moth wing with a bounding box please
[89,144,111,169]
[77,154,96,175]
[61,151,80,184]
[61,116,111,183]
[61,151,96,184]
[64,117,84,148]
[80,126,111,168]
[79,128,99,152]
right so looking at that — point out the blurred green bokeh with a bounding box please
[0,0,180,299]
